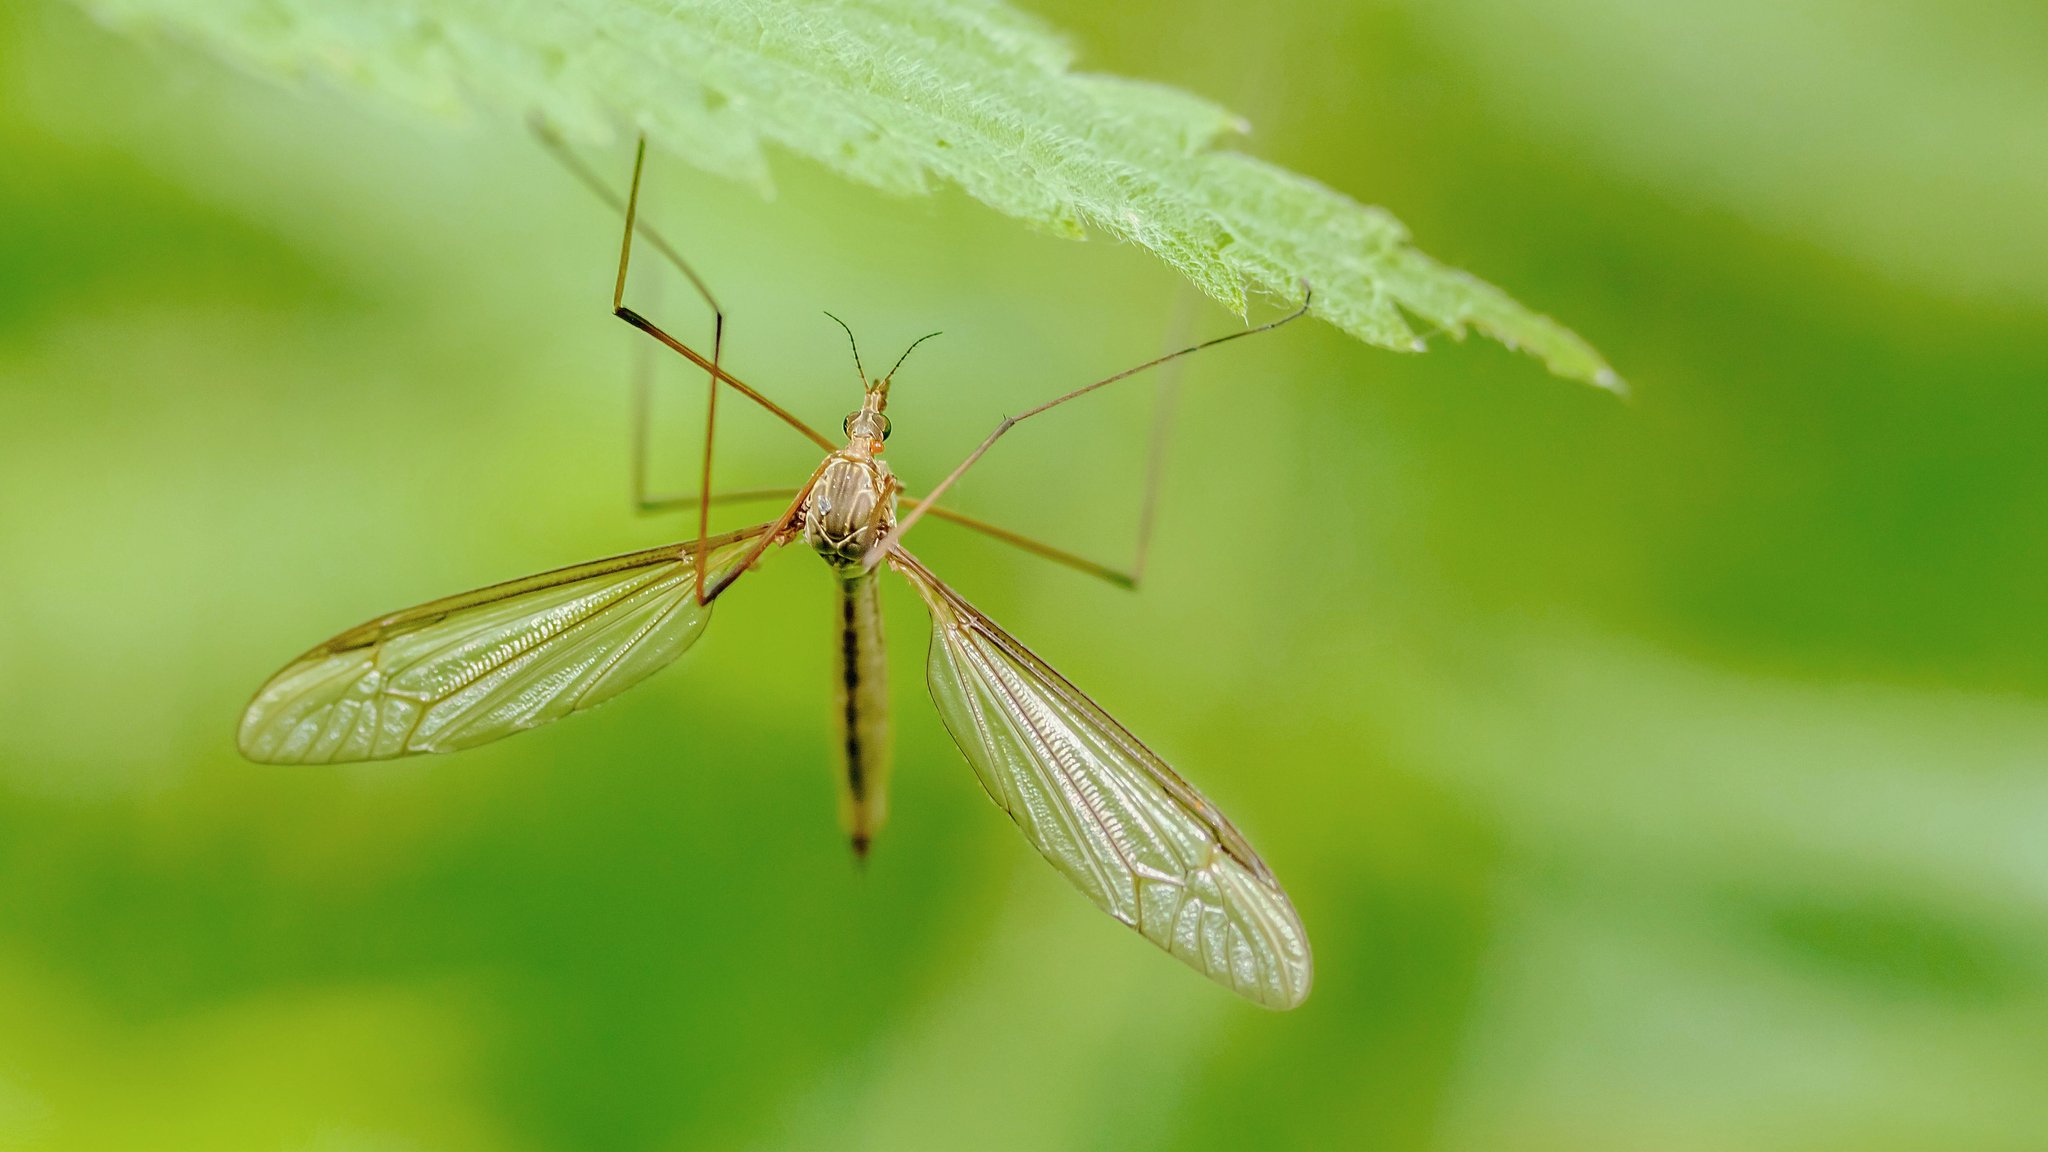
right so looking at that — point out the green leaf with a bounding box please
[71,0,1621,390]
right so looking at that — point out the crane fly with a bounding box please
[239,136,1315,1009]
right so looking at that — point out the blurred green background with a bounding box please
[3,0,2046,1148]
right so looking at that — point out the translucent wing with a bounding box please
[240,526,775,764]
[891,550,1312,1009]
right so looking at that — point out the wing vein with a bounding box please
[968,625,1137,916]
[892,548,1311,1008]
[240,525,774,764]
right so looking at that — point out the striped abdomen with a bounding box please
[835,567,891,856]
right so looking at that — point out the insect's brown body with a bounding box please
[802,451,898,563]
[798,394,901,855]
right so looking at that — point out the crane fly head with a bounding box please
[824,313,941,452]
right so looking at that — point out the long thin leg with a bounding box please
[535,118,723,317]
[622,271,675,512]
[628,278,660,510]
[887,298,1194,589]
[1124,295,1194,589]
[539,124,836,586]
[536,119,735,514]
[598,139,833,452]
[698,461,835,605]
[605,305,833,451]
[539,122,836,604]
[600,138,840,601]
[608,284,1162,584]
[862,287,1313,570]
[620,285,795,517]
[636,487,805,516]
[913,503,1139,588]
[611,139,715,601]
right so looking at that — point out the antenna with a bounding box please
[884,331,943,383]
[822,312,867,383]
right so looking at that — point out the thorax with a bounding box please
[803,451,897,567]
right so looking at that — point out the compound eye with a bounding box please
[844,413,892,441]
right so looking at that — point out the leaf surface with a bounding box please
[77,0,1620,389]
